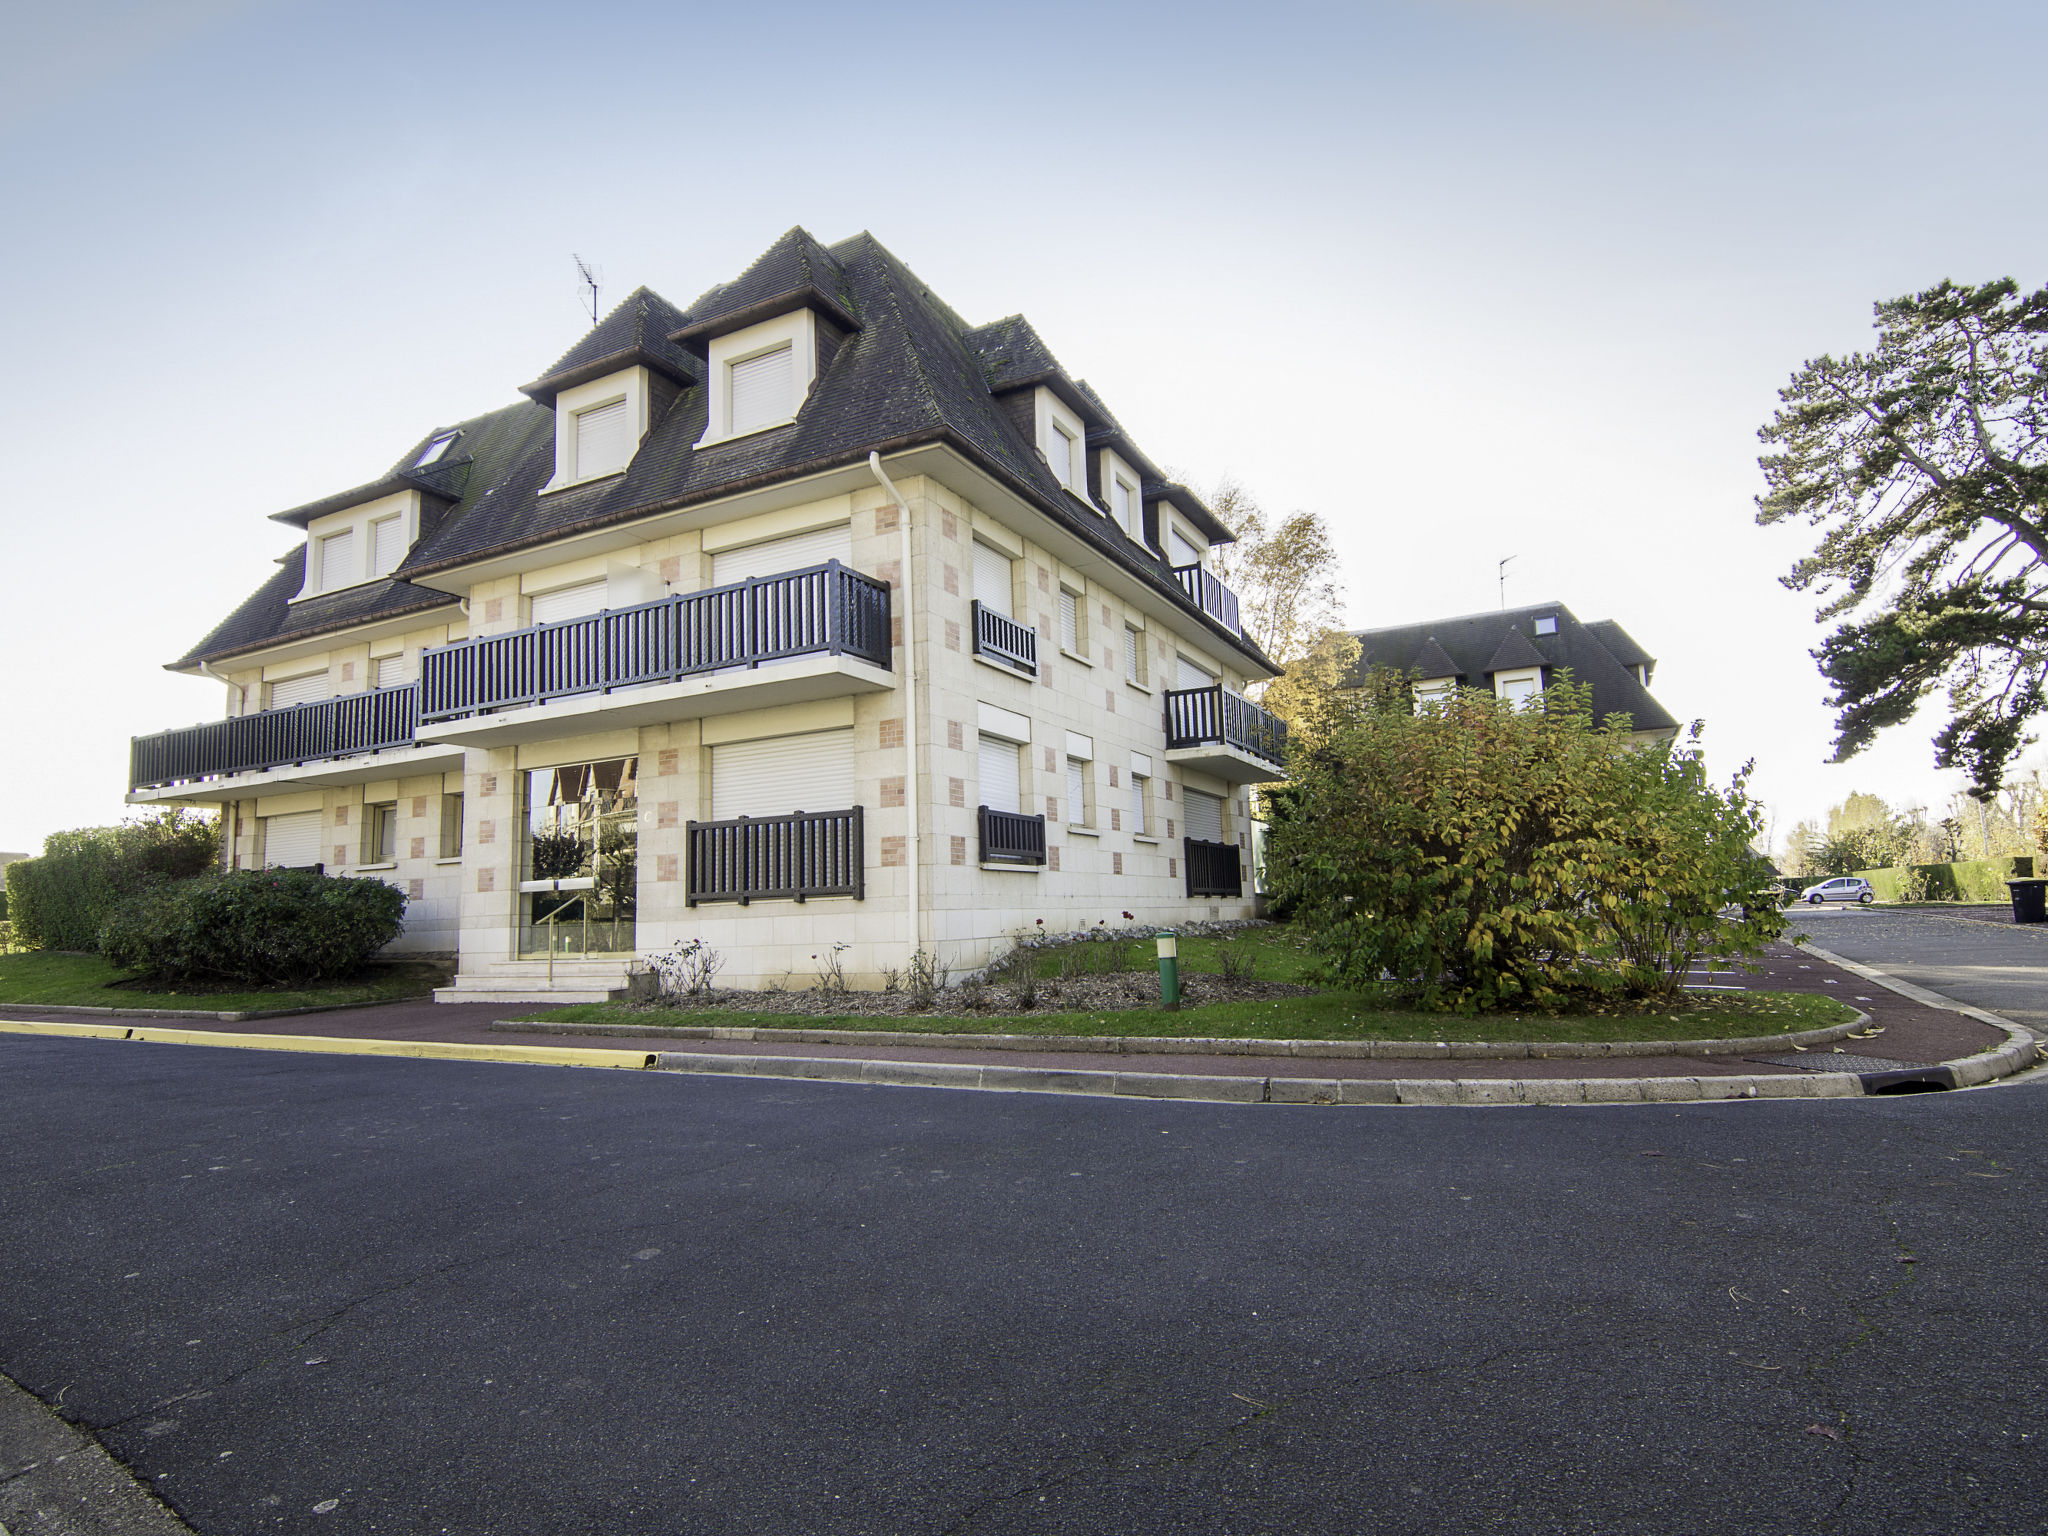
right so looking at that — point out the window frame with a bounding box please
[1122,622,1150,691]
[696,310,820,449]
[362,801,399,867]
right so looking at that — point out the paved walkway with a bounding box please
[1788,905,2048,1034]
[0,941,2007,1081]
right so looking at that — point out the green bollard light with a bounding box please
[1156,931,1180,1010]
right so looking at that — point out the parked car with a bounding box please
[1800,876,1875,905]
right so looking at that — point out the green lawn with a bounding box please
[0,951,447,1014]
[526,988,1855,1044]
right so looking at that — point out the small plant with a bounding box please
[1103,927,1138,974]
[650,938,724,1002]
[905,947,950,1009]
[959,974,990,1010]
[879,965,902,995]
[1219,938,1257,987]
[1057,943,1092,984]
[813,941,850,994]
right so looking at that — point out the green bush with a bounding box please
[1266,679,1783,1011]
[5,811,220,951]
[1854,857,2033,903]
[98,869,406,986]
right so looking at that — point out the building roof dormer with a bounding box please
[519,287,699,407]
[1485,627,1548,676]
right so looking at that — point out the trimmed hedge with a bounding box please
[98,869,406,986]
[1853,856,2036,903]
[5,812,220,951]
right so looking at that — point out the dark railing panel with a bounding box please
[1162,685,1288,767]
[1184,837,1243,897]
[970,600,1037,676]
[130,685,419,791]
[978,806,1047,866]
[1170,564,1242,636]
[419,561,892,724]
[686,807,864,906]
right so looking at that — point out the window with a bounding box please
[413,431,459,466]
[529,579,609,626]
[1046,422,1075,489]
[318,529,355,591]
[1175,654,1213,692]
[268,670,328,710]
[973,540,1014,618]
[729,344,795,436]
[710,729,856,819]
[262,810,321,870]
[1110,476,1134,536]
[440,793,464,859]
[1413,678,1456,707]
[978,734,1022,814]
[1059,589,1081,654]
[573,398,630,481]
[709,523,853,585]
[1166,522,1202,569]
[520,757,637,957]
[364,802,398,865]
[374,654,406,689]
[1184,788,1224,844]
[1534,615,1558,636]
[1496,670,1542,705]
[370,515,406,578]
[1123,624,1147,687]
[1130,767,1150,837]
[1066,757,1090,828]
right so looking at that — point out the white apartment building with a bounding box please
[127,229,1286,1002]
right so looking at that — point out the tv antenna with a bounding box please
[1498,554,1517,609]
[573,254,603,326]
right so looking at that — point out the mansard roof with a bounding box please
[1350,602,1679,736]
[177,228,1276,674]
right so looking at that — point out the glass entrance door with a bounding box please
[519,756,638,956]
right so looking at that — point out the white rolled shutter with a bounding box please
[1123,626,1141,684]
[729,344,794,434]
[1066,758,1086,825]
[318,529,354,591]
[1176,654,1213,691]
[574,399,630,478]
[710,729,855,820]
[269,671,329,709]
[709,524,854,586]
[1111,478,1131,535]
[371,516,406,577]
[374,654,406,688]
[529,579,609,625]
[1167,525,1202,568]
[973,540,1013,617]
[1046,426,1072,488]
[978,735,1020,813]
[1059,590,1078,652]
[263,810,322,869]
[1184,788,1223,844]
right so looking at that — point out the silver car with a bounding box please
[1800,876,1875,905]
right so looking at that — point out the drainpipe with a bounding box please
[868,452,921,972]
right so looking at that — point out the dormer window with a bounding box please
[697,312,819,448]
[540,368,655,494]
[572,398,630,480]
[412,431,459,466]
[292,490,421,603]
[1110,474,1134,536]
[1048,422,1076,490]
[729,343,794,436]
[317,528,356,592]
[1034,387,1088,497]
[369,515,406,579]
[1166,520,1203,569]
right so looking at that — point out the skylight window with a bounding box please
[412,431,459,467]
[1534,616,1558,636]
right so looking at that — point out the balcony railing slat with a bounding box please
[686,807,864,905]
[128,684,420,792]
[1161,684,1288,767]
[978,806,1047,865]
[1170,564,1242,636]
[969,600,1037,675]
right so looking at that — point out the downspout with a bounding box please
[868,453,921,972]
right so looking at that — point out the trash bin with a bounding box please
[2007,879,2048,925]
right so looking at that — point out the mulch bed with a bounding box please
[630,970,1317,1019]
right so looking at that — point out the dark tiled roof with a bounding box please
[173,548,457,668]
[669,227,859,344]
[1351,602,1679,735]
[176,228,1277,675]
[964,314,1067,393]
[522,286,700,404]
[1584,619,1653,670]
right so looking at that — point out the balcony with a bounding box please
[1171,564,1241,636]
[1183,837,1244,898]
[415,561,894,748]
[1162,685,1288,784]
[978,806,1046,866]
[128,685,461,799]
[687,807,865,906]
[970,599,1037,676]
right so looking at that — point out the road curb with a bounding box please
[0,1020,654,1071]
[1796,942,2046,1088]
[493,1012,1867,1060]
[0,1371,198,1534]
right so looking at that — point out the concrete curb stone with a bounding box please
[0,1373,197,1534]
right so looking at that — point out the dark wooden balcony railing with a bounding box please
[130,685,419,792]
[420,561,891,723]
[1170,564,1241,636]
[970,599,1037,676]
[686,807,864,906]
[978,806,1047,866]
[1184,837,1243,898]
[1162,685,1288,767]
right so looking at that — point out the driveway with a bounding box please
[1787,904,2048,1033]
[1,1033,2044,1534]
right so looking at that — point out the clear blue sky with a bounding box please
[3,0,2043,856]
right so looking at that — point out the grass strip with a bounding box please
[0,952,446,1013]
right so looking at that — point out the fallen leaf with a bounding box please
[1896,1255,1917,1263]
[1805,1424,1842,1442]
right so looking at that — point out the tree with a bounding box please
[1208,477,1345,666]
[1756,278,2048,797]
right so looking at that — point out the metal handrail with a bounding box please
[1161,684,1288,766]
[130,685,419,791]
[686,807,865,906]
[970,600,1037,676]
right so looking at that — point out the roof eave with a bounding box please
[667,285,861,353]
[169,589,464,671]
[520,345,698,406]
[267,474,458,529]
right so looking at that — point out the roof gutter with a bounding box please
[867,452,921,976]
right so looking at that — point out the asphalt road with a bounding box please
[1,1036,2043,1535]
[1790,905,2048,1032]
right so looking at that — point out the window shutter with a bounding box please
[318,529,354,591]
[1123,626,1141,684]
[371,516,406,578]
[268,671,329,710]
[529,580,609,626]
[1130,771,1147,835]
[1111,478,1131,534]
[978,735,1020,814]
[710,729,855,820]
[709,524,854,586]
[1167,525,1202,568]
[1184,788,1223,844]
[374,655,406,689]
[1046,426,1071,488]
[1059,590,1078,652]
[1176,654,1213,691]
[729,344,794,435]
[973,541,1013,617]
[1066,758,1086,825]
[574,398,630,479]
[263,810,322,869]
